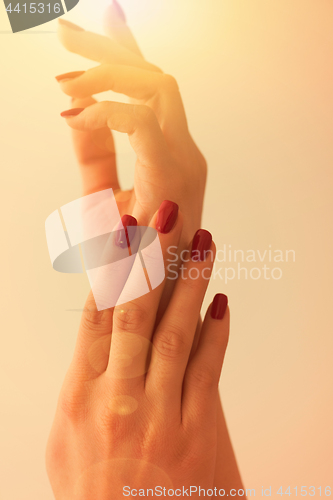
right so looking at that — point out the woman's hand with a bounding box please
[53,5,244,495]
[56,4,207,246]
[46,202,229,499]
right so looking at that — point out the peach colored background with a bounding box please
[0,0,332,498]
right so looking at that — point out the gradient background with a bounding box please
[0,0,333,498]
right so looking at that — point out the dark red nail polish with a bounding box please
[191,229,212,262]
[112,0,127,23]
[60,108,84,117]
[211,294,228,320]
[156,201,179,234]
[55,71,85,82]
[58,19,85,31]
[115,215,137,248]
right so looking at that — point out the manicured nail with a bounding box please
[156,200,179,234]
[191,229,212,262]
[55,71,85,83]
[115,215,137,248]
[58,19,85,31]
[60,108,84,117]
[112,0,126,23]
[211,294,228,320]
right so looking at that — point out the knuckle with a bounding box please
[96,397,146,445]
[59,389,88,422]
[80,303,108,334]
[188,364,218,390]
[134,104,156,124]
[181,273,202,291]
[184,143,208,179]
[97,409,126,440]
[161,73,179,92]
[177,443,202,471]
[154,323,187,360]
[113,302,147,334]
[80,292,112,332]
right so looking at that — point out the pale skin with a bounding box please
[46,207,230,499]
[47,1,244,496]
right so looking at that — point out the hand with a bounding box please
[56,5,207,246]
[54,5,244,495]
[46,202,230,499]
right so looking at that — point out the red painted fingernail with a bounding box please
[156,200,179,234]
[58,19,85,31]
[112,0,127,23]
[211,294,228,320]
[55,71,85,82]
[115,215,137,249]
[60,108,84,117]
[191,229,212,262]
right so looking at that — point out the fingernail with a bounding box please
[156,200,179,234]
[55,71,85,83]
[211,294,228,320]
[60,108,84,117]
[58,19,85,31]
[191,229,212,262]
[115,215,137,248]
[112,0,126,23]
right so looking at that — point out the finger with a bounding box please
[69,96,120,195]
[60,101,171,173]
[182,295,230,426]
[59,66,188,146]
[106,201,182,391]
[65,215,140,382]
[67,289,113,384]
[146,229,216,408]
[102,2,189,145]
[58,19,161,73]
[104,0,144,58]
[57,64,179,102]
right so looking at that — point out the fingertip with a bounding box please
[60,108,85,118]
[156,200,179,234]
[203,296,230,344]
[58,19,85,32]
[57,19,85,52]
[105,0,127,25]
[210,293,228,321]
[55,71,85,83]
[190,229,215,263]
